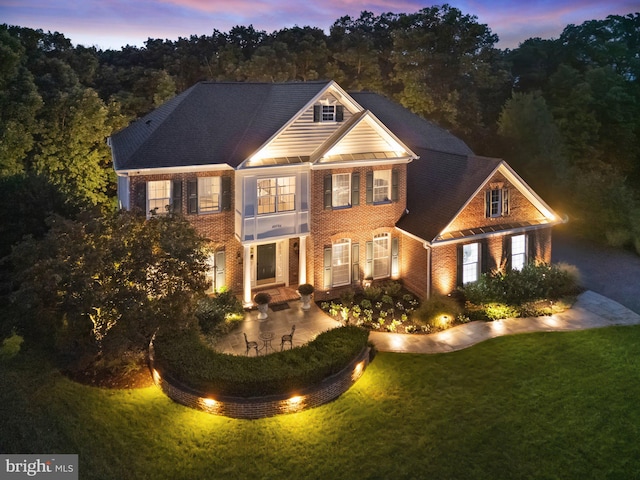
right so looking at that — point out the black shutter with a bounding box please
[391,169,399,202]
[324,174,332,209]
[187,179,198,214]
[456,244,463,287]
[503,235,512,271]
[351,172,360,206]
[313,105,321,122]
[221,176,231,211]
[134,181,147,213]
[528,232,537,265]
[336,105,344,122]
[172,180,182,213]
[481,239,490,274]
[366,171,373,204]
[485,190,491,217]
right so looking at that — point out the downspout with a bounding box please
[424,242,431,301]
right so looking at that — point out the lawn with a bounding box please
[2,326,640,479]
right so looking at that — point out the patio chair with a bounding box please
[244,333,259,356]
[280,325,296,351]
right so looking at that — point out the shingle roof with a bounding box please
[396,151,502,242]
[111,81,331,170]
[348,92,473,156]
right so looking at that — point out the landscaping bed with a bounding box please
[319,264,581,334]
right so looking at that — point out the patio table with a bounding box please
[258,331,274,353]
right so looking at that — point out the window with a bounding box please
[257,176,296,214]
[373,233,390,279]
[511,234,526,271]
[373,170,391,203]
[486,188,510,217]
[332,239,351,286]
[198,177,220,213]
[314,104,344,122]
[148,180,170,215]
[462,243,479,284]
[332,173,350,208]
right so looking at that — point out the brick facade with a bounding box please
[444,172,547,235]
[309,165,407,295]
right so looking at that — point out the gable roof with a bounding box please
[348,92,473,157]
[397,151,501,242]
[111,81,331,171]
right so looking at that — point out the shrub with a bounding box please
[462,263,581,305]
[360,299,372,309]
[412,295,462,328]
[605,228,632,248]
[297,283,314,295]
[253,292,271,305]
[381,294,394,306]
[340,290,355,306]
[195,291,244,335]
[483,303,520,321]
[363,286,382,301]
[382,281,403,298]
[153,325,369,397]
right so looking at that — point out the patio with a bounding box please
[213,289,342,356]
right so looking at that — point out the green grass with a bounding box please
[3,327,640,479]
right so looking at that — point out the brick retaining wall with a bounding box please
[149,343,371,419]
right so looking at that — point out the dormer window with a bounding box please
[314,104,344,123]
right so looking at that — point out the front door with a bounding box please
[257,243,276,285]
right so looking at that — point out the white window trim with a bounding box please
[198,176,221,213]
[332,239,351,287]
[147,180,170,217]
[373,233,390,279]
[373,170,391,204]
[511,234,527,271]
[257,176,296,215]
[332,173,351,208]
[462,243,480,284]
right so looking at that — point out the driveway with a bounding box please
[552,229,640,314]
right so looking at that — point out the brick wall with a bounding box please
[149,343,371,419]
[399,233,428,299]
[309,164,407,293]
[444,172,547,234]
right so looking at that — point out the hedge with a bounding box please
[152,326,369,397]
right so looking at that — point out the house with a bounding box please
[109,80,561,305]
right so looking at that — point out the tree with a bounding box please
[9,210,209,376]
[390,6,506,138]
[497,92,566,197]
[0,26,42,177]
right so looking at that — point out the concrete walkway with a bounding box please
[369,290,640,354]
[215,290,640,356]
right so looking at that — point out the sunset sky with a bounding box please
[0,0,636,50]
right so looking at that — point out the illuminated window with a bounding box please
[462,243,479,284]
[511,234,526,271]
[373,233,390,279]
[198,177,220,213]
[257,176,295,214]
[148,180,170,215]
[373,170,391,203]
[332,239,351,286]
[332,173,350,208]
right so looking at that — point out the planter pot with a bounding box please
[300,294,312,310]
[257,303,269,320]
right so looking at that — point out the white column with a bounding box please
[243,244,252,306]
[298,236,307,285]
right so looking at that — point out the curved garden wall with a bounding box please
[148,344,371,419]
